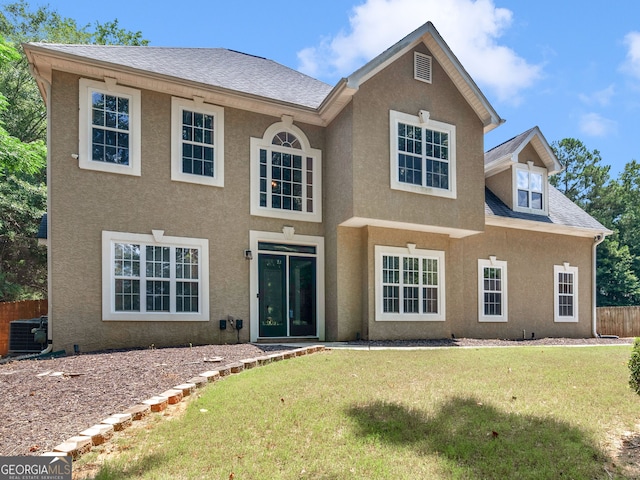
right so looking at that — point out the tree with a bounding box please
[0,3,148,300]
[0,1,148,143]
[0,34,46,300]
[550,138,617,229]
[551,138,640,306]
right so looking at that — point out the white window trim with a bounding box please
[478,257,508,322]
[102,230,209,321]
[171,97,225,187]
[250,120,322,222]
[79,78,141,176]
[374,245,446,321]
[248,229,325,342]
[389,110,457,199]
[554,263,579,323]
[512,162,549,215]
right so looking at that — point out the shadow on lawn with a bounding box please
[347,396,611,479]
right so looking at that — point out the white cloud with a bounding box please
[579,113,617,137]
[297,0,542,104]
[622,31,640,79]
[578,84,616,107]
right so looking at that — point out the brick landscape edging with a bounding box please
[41,345,326,460]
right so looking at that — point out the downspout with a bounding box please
[27,60,53,355]
[592,233,606,338]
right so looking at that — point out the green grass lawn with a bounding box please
[79,346,639,479]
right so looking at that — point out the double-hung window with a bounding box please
[513,162,548,215]
[390,110,456,199]
[554,264,578,322]
[478,257,508,322]
[79,78,141,176]
[102,231,209,321]
[250,120,322,222]
[171,97,225,187]
[375,245,445,321]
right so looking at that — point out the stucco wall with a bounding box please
[339,225,593,341]
[48,71,325,353]
[323,103,354,340]
[456,226,593,339]
[485,169,513,209]
[349,45,486,233]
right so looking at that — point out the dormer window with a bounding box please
[513,162,548,215]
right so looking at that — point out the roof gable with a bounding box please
[25,21,502,132]
[333,21,503,133]
[484,126,562,176]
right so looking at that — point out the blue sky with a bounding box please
[46,0,640,177]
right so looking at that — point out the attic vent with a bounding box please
[414,52,432,84]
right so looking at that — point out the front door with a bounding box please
[258,243,317,338]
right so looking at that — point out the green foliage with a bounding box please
[551,138,640,306]
[93,19,148,46]
[596,237,640,305]
[0,169,47,301]
[0,1,150,143]
[0,2,148,300]
[629,338,640,395]
[550,138,611,213]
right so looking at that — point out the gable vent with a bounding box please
[414,52,432,84]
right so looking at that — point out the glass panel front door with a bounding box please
[258,249,317,338]
[289,256,316,336]
[258,254,287,337]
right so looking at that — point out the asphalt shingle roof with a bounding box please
[30,44,333,109]
[485,186,608,231]
[484,127,537,165]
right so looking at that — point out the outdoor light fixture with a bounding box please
[244,250,253,260]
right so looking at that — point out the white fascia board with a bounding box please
[340,216,482,239]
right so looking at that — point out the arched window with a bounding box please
[250,120,322,222]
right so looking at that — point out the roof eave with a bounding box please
[23,43,326,126]
[485,214,612,238]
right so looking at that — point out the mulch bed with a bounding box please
[0,343,292,456]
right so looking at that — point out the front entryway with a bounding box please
[258,243,317,338]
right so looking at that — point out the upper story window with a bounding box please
[478,257,508,322]
[171,97,224,187]
[554,264,578,322]
[389,110,456,199]
[102,230,209,321]
[250,118,322,223]
[513,162,548,215]
[375,245,445,321]
[79,78,141,176]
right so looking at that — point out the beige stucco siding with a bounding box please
[362,226,455,341]
[457,226,593,339]
[48,71,325,353]
[333,224,593,341]
[485,169,513,209]
[323,104,355,340]
[348,46,486,233]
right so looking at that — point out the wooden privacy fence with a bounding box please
[597,306,640,338]
[0,299,48,356]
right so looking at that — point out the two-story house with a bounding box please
[24,22,610,353]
